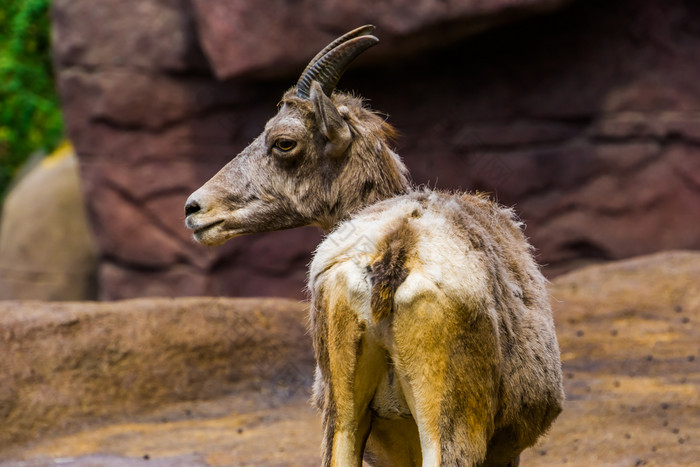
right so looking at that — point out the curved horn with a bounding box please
[297,28,378,99]
[298,25,375,83]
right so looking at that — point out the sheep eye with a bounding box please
[275,139,296,152]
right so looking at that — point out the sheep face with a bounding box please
[184,26,409,246]
[185,83,347,246]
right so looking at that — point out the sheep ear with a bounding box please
[311,81,351,159]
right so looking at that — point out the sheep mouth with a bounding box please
[190,219,230,246]
[193,219,224,235]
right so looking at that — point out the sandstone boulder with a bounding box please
[1,251,698,465]
[0,144,97,300]
[0,297,313,452]
[520,250,700,465]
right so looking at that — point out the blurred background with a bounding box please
[2,2,699,464]
[1,0,699,302]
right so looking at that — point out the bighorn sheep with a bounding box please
[185,25,564,466]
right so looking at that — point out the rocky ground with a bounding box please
[1,251,698,466]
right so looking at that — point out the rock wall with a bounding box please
[52,0,700,300]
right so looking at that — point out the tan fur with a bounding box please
[186,70,564,466]
[307,190,563,466]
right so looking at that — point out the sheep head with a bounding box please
[185,26,409,246]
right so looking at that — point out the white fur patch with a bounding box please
[311,195,490,312]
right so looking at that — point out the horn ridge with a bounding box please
[299,25,376,83]
[297,34,379,99]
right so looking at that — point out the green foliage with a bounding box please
[0,0,64,197]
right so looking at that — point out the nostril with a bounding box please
[185,200,201,216]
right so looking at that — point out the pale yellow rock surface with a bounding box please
[1,251,698,466]
[520,250,700,466]
[0,297,315,462]
[0,143,97,301]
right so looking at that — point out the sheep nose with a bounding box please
[185,199,201,216]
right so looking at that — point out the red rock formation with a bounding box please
[52,0,700,299]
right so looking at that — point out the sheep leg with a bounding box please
[392,285,500,466]
[321,297,383,466]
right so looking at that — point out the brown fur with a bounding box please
[185,85,409,246]
[186,70,564,466]
[368,219,415,322]
[309,190,563,466]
